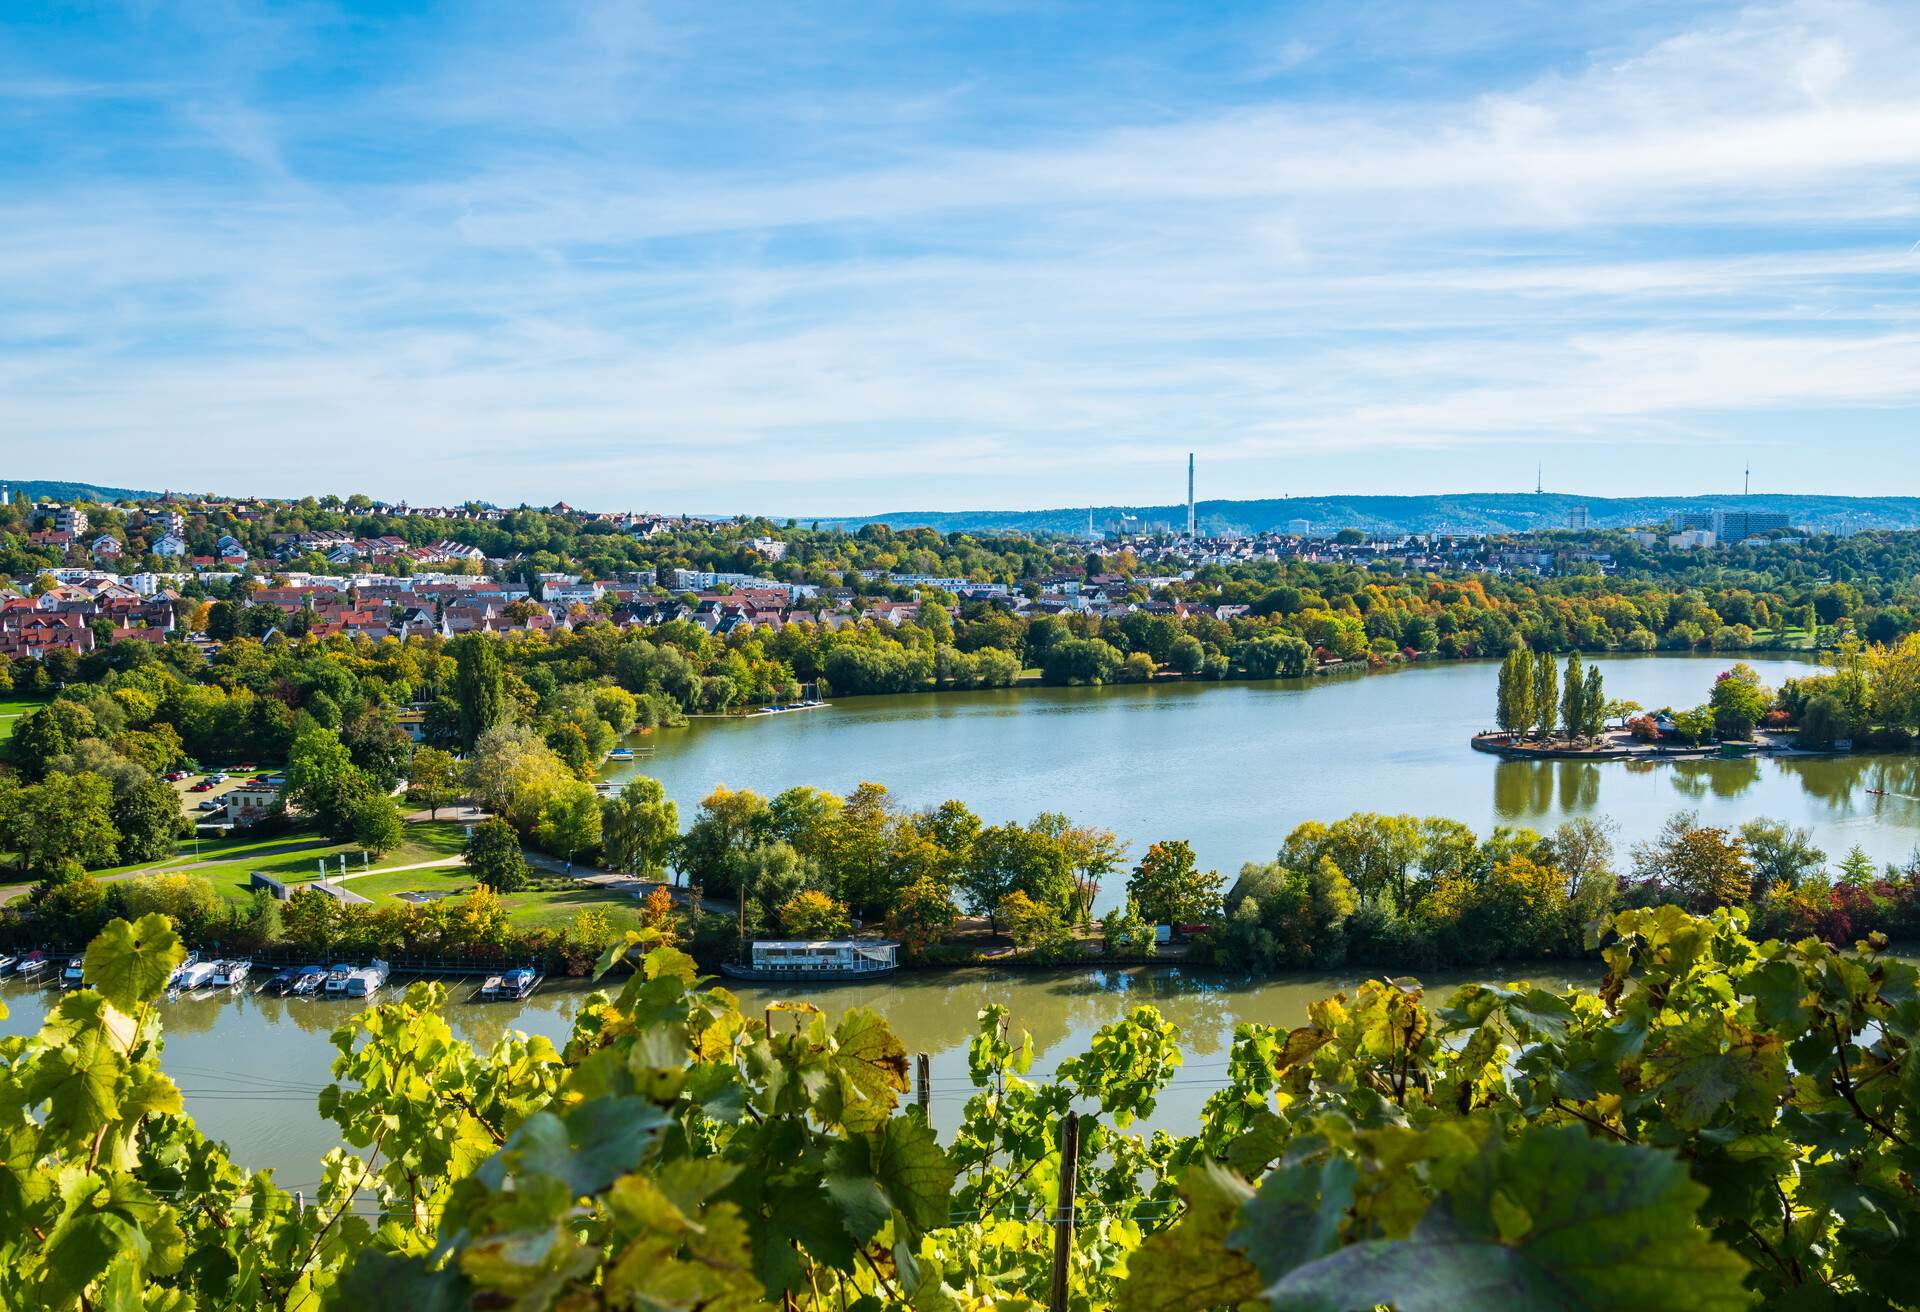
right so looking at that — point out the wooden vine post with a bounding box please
[1049,1111,1081,1312]
[916,1052,931,1114]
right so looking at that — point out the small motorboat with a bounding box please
[175,960,219,993]
[289,965,329,996]
[342,960,389,998]
[500,968,538,999]
[322,963,356,994]
[15,950,48,977]
[212,960,251,989]
[0,953,16,975]
[608,747,635,762]
[60,955,88,990]
[478,974,504,999]
[261,966,299,995]
[166,952,202,992]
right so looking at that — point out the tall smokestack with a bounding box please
[1187,453,1195,542]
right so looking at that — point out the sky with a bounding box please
[2,0,1918,516]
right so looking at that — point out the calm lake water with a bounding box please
[11,653,1919,1181]
[1,959,1601,1183]
[614,653,1920,911]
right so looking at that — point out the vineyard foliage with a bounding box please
[3,907,1918,1309]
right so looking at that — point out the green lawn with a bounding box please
[0,695,47,741]
[177,822,470,906]
[344,862,651,932]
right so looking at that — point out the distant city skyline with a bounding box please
[4,1,1919,513]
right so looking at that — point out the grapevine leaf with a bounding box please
[876,1111,957,1239]
[825,1008,910,1130]
[644,944,700,985]
[328,1249,474,1312]
[1642,1017,1786,1131]
[505,1098,669,1199]
[82,913,184,1013]
[1116,1161,1265,1312]
[28,994,126,1149]
[1264,1127,1752,1312]
[1227,1155,1355,1286]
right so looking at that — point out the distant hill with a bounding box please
[4,478,163,504]
[818,493,1920,537]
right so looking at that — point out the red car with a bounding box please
[164,770,189,782]
[188,782,214,793]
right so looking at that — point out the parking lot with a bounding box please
[169,767,282,823]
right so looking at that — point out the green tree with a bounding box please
[407,745,462,819]
[1559,653,1587,740]
[961,820,1074,933]
[109,772,183,864]
[1532,647,1558,739]
[341,776,405,855]
[1126,839,1226,927]
[452,632,508,749]
[601,775,680,876]
[1837,844,1877,887]
[1495,647,1532,737]
[465,815,529,893]
[1709,662,1770,740]
[7,699,97,778]
[1630,812,1752,910]
[2,771,119,880]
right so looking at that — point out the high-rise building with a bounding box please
[1712,509,1791,542]
[1186,453,1196,540]
[1566,506,1589,530]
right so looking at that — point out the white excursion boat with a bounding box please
[212,960,251,988]
[719,940,900,983]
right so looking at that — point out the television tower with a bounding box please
[1186,453,1196,541]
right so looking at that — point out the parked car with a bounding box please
[189,782,214,793]
[196,799,222,811]
[206,773,228,783]
[164,770,190,782]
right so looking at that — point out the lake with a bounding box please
[11,652,1920,1182]
[613,653,1920,911]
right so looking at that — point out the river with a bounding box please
[10,652,1920,1180]
[0,958,1601,1183]
[612,653,1920,910]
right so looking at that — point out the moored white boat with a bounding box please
[342,960,389,997]
[212,960,251,988]
[176,960,219,992]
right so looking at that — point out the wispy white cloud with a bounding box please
[1,0,1918,510]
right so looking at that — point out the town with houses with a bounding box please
[0,487,1809,668]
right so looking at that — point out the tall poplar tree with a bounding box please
[1579,664,1606,738]
[1496,647,1532,737]
[1533,648,1558,740]
[453,633,507,750]
[1561,653,1586,740]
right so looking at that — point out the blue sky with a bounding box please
[3,1,1918,515]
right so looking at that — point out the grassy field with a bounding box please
[0,695,47,741]
[156,822,471,906]
[343,861,651,932]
